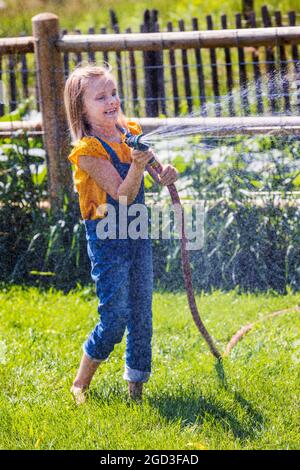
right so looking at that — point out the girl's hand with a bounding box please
[131,148,155,171]
[159,164,178,186]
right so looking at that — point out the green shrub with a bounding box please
[1,132,300,293]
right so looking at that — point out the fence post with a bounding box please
[32,12,74,215]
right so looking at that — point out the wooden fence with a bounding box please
[2,6,300,119]
[1,6,300,211]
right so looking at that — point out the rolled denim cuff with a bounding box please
[123,365,151,383]
[82,344,103,363]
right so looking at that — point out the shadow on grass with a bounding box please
[148,361,265,443]
[148,391,264,442]
[87,362,264,442]
[89,382,127,404]
[215,359,228,387]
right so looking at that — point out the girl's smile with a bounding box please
[104,109,117,115]
[83,74,121,131]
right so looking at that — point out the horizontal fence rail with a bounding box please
[0,37,34,54]
[57,27,300,52]
[137,116,300,134]
[0,120,42,136]
[2,116,300,137]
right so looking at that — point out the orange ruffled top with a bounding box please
[68,120,142,220]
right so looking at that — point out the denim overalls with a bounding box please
[83,137,153,383]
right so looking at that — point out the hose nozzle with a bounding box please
[125,132,151,152]
[124,131,159,168]
[116,125,159,169]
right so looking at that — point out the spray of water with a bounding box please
[137,68,300,355]
[137,67,300,187]
[141,66,300,145]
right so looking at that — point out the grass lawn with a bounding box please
[0,285,299,450]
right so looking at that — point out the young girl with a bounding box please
[64,64,178,404]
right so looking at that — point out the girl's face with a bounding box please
[83,74,121,129]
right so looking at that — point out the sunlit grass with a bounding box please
[0,285,299,449]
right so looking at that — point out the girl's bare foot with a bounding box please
[70,384,89,405]
[71,352,102,404]
[128,381,143,402]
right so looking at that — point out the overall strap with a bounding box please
[93,135,121,168]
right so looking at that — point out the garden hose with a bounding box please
[120,126,222,360]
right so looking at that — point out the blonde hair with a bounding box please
[64,62,126,143]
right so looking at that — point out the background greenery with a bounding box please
[1,0,300,37]
[1,126,300,293]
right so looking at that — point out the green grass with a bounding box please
[0,285,299,450]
